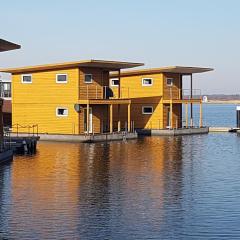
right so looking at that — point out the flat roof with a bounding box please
[0,39,21,52]
[110,66,214,77]
[0,60,144,74]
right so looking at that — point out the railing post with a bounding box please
[87,85,89,99]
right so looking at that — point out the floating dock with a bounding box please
[10,132,137,143]
[137,127,209,136]
[5,136,40,154]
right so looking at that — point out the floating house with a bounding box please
[1,60,213,138]
[110,66,213,132]
[0,39,20,162]
[0,60,143,135]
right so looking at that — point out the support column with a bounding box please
[185,103,188,128]
[128,103,131,132]
[110,104,113,133]
[117,121,121,132]
[86,103,89,134]
[199,101,203,128]
[117,69,121,132]
[170,101,173,129]
[190,74,193,127]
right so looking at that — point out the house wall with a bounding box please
[12,68,80,134]
[110,72,183,130]
[12,67,113,134]
[79,68,109,99]
[162,73,181,100]
[111,73,164,99]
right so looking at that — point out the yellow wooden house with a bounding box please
[110,66,213,130]
[0,60,143,134]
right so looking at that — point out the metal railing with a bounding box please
[164,88,202,100]
[9,124,39,136]
[79,85,130,99]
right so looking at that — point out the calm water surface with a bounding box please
[1,132,240,239]
[192,103,238,127]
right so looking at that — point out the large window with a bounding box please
[84,74,93,83]
[56,107,68,117]
[142,106,153,115]
[56,74,67,83]
[142,78,153,86]
[110,78,119,87]
[21,74,32,84]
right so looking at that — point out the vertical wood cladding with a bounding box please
[79,68,109,99]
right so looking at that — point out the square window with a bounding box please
[84,74,93,83]
[142,78,153,86]
[111,78,119,86]
[56,74,67,83]
[56,107,68,117]
[142,106,153,114]
[21,74,32,83]
[166,78,173,86]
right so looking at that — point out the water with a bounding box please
[190,103,238,127]
[1,105,240,239]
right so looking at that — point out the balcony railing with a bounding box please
[79,85,130,99]
[0,90,11,98]
[79,85,201,101]
[164,88,201,100]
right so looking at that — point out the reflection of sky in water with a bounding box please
[0,133,240,239]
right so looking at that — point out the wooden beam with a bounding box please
[185,103,188,128]
[118,69,121,99]
[170,101,173,129]
[86,103,89,134]
[190,74,193,126]
[200,101,203,127]
[128,104,131,132]
[109,104,113,133]
[117,120,121,132]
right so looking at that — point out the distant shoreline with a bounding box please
[205,100,240,104]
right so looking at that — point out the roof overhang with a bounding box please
[0,39,21,52]
[0,60,144,74]
[110,66,214,77]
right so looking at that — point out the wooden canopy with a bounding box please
[0,60,144,74]
[0,39,21,52]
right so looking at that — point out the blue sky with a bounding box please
[1,0,240,94]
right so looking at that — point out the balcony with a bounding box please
[79,85,130,100]
[163,88,202,103]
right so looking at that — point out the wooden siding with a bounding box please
[113,102,164,130]
[12,68,80,134]
[79,105,109,133]
[111,72,184,130]
[79,68,109,99]
[162,73,181,100]
[12,103,79,134]
[110,73,164,99]
[163,104,182,128]
[12,68,79,104]
[11,66,116,134]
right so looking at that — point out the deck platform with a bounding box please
[137,127,209,136]
[10,132,137,143]
[5,136,40,154]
